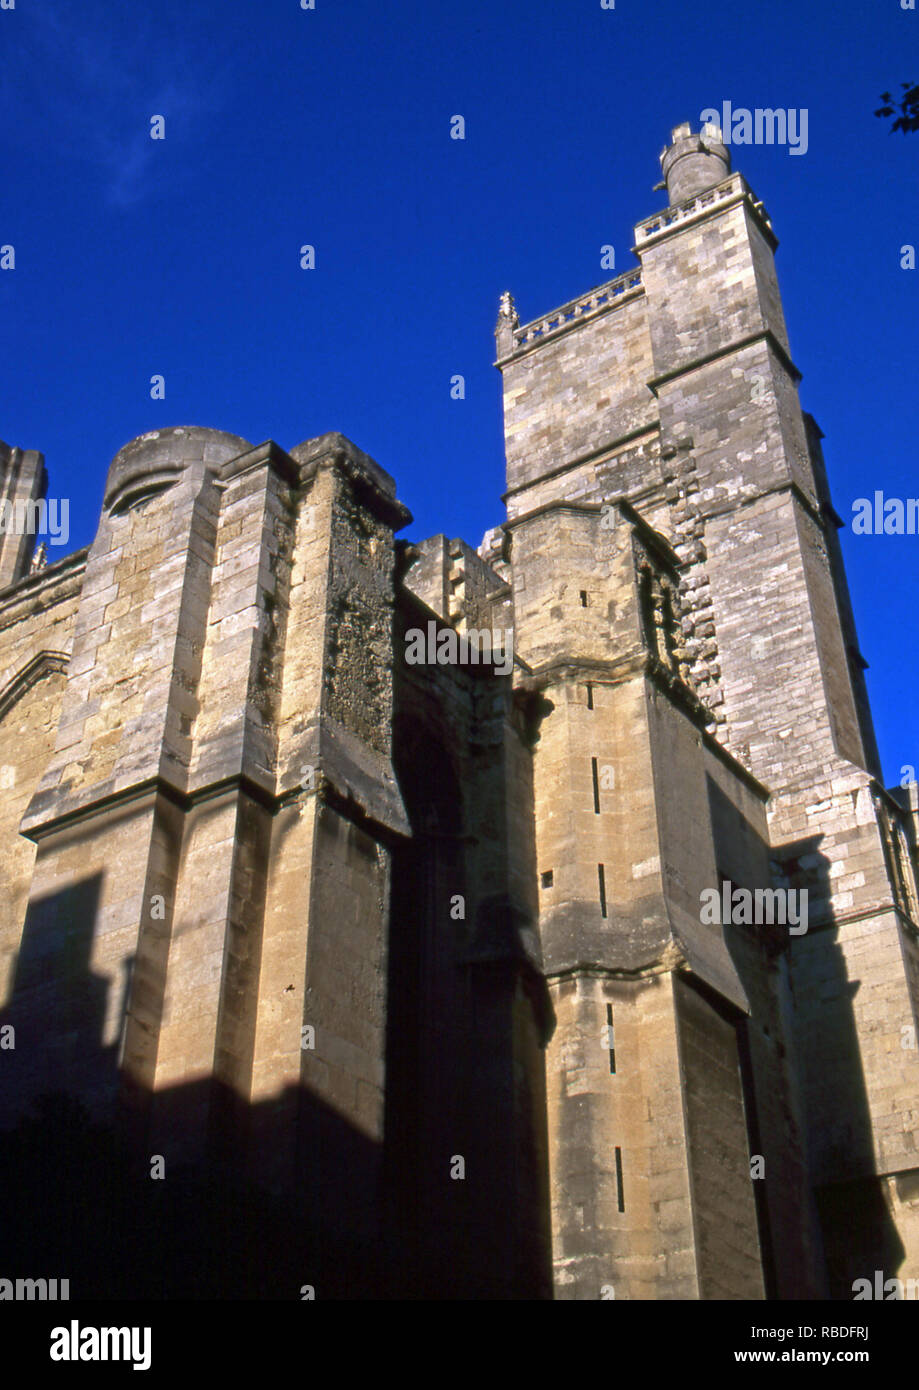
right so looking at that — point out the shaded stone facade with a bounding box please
[0,124,917,1300]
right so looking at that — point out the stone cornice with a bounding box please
[0,548,88,628]
[290,431,412,531]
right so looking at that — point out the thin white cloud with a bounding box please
[3,3,229,206]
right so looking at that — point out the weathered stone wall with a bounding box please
[504,484,767,1295]
[548,971,699,1300]
[0,429,418,1241]
[674,974,764,1300]
[387,585,551,1297]
[499,293,656,504]
[704,745,827,1297]
[0,557,82,1004]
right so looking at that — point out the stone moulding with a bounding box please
[0,650,69,724]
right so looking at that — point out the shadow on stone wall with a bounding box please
[0,796,553,1299]
[707,772,904,1300]
[777,834,906,1299]
[386,700,554,1299]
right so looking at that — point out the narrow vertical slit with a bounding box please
[591,757,601,814]
[606,1003,616,1074]
[598,864,607,919]
[615,1147,625,1212]
[586,683,594,710]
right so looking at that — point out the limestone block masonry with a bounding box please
[0,124,916,1300]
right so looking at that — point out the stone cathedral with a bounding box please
[1,124,917,1301]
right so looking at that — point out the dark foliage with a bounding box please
[875,82,919,134]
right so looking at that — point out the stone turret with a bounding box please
[659,121,731,204]
[102,426,250,515]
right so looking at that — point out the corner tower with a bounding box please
[494,122,917,1298]
[637,122,919,1298]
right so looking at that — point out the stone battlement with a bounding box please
[635,170,774,247]
[505,267,645,358]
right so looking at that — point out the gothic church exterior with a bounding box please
[1,124,917,1300]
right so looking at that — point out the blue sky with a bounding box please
[2,0,917,784]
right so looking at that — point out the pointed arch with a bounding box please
[0,651,69,723]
